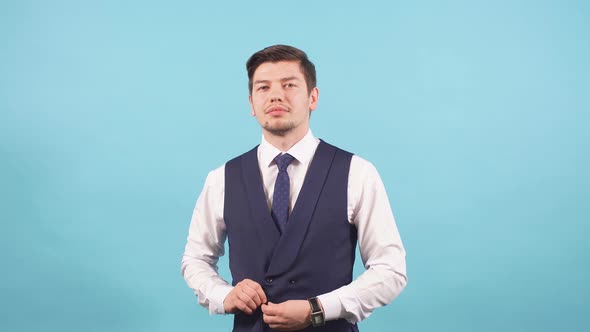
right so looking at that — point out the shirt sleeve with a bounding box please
[180,165,233,315]
[317,155,407,323]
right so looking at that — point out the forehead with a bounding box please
[253,61,304,81]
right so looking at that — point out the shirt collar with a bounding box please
[259,129,320,168]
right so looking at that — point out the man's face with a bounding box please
[249,61,318,137]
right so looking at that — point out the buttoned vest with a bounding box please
[224,140,359,332]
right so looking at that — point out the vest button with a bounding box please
[289,280,296,284]
[265,277,273,283]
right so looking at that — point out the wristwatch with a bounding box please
[307,297,325,327]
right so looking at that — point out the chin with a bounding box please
[263,123,295,136]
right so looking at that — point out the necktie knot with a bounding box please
[274,153,294,172]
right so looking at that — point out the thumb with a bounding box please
[262,302,278,315]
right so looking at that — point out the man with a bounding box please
[181,45,407,332]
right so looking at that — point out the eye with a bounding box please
[284,83,296,88]
[257,85,269,91]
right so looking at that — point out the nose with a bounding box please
[269,86,283,103]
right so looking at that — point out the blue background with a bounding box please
[1,0,588,331]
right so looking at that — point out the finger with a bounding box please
[243,279,267,304]
[229,286,257,314]
[263,313,285,325]
[233,299,252,315]
[263,302,279,315]
[234,297,254,314]
[235,280,262,307]
[240,283,264,307]
[236,289,259,312]
[268,323,288,331]
[243,279,267,300]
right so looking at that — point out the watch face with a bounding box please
[312,315,322,324]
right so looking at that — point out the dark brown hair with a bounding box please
[246,45,317,95]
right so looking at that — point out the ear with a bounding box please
[249,95,255,116]
[309,87,319,112]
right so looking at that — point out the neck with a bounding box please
[263,127,308,152]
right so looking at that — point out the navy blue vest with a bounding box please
[224,140,359,332]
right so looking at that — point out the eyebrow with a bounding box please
[253,76,301,85]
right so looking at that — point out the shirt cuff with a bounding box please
[208,283,234,315]
[317,292,344,321]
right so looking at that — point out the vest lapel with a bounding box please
[266,140,336,277]
[241,147,281,245]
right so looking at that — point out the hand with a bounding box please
[223,279,267,314]
[261,300,311,331]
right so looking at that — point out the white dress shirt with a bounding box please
[181,130,407,323]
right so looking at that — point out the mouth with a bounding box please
[266,106,288,116]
